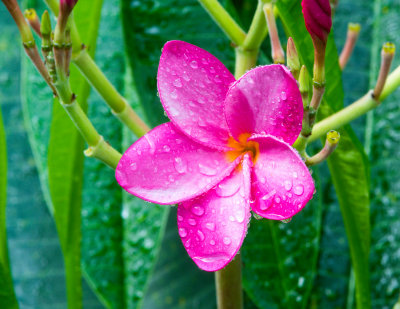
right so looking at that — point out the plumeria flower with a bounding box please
[116,41,315,272]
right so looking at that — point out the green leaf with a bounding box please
[242,169,322,309]
[277,1,371,308]
[0,97,19,309]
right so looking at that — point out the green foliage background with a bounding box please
[0,0,399,308]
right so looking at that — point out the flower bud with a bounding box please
[286,37,300,79]
[40,10,52,38]
[24,8,41,37]
[301,0,332,45]
[58,0,78,33]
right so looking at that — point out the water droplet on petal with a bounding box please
[163,145,171,152]
[173,78,182,88]
[294,184,304,196]
[174,157,187,174]
[190,60,198,69]
[281,91,287,100]
[275,196,281,204]
[260,189,276,210]
[191,205,205,216]
[284,180,292,191]
[235,208,245,223]
[198,163,217,176]
[130,162,137,171]
[216,180,240,197]
[178,215,183,222]
[179,227,187,237]
[170,89,178,99]
[205,222,215,231]
[188,218,196,226]
[144,135,156,154]
[168,175,175,182]
[197,230,205,241]
[223,237,232,245]
[293,172,298,178]
[209,239,215,245]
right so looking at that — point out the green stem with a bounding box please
[242,1,268,51]
[44,0,149,137]
[235,48,258,78]
[306,63,400,143]
[308,91,377,143]
[197,0,246,46]
[215,255,243,309]
[73,51,149,136]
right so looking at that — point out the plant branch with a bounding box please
[197,0,246,46]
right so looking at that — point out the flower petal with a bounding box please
[250,135,314,220]
[116,122,240,205]
[177,154,252,272]
[158,40,235,151]
[224,65,303,145]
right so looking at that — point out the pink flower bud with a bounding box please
[60,0,78,10]
[301,0,332,44]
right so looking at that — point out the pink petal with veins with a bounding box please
[250,135,314,220]
[177,154,252,271]
[224,65,303,145]
[158,41,236,151]
[116,123,240,205]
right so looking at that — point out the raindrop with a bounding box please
[210,239,216,245]
[191,205,205,216]
[260,189,276,210]
[171,89,178,99]
[130,162,137,171]
[179,227,187,237]
[205,222,215,231]
[144,135,156,154]
[197,230,205,241]
[173,78,183,88]
[216,181,240,197]
[178,215,183,222]
[185,239,191,248]
[214,75,222,83]
[198,163,217,176]
[284,180,292,191]
[182,71,190,81]
[293,184,304,196]
[223,237,232,245]
[235,208,245,223]
[174,157,187,174]
[163,145,171,152]
[198,97,205,104]
[209,66,216,73]
[201,58,208,64]
[190,60,198,69]
[275,196,281,204]
[188,218,197,226]
[293,171,298,178]
[281,91,287,100]
[168,175,175,182]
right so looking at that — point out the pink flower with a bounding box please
[116,41,315,272]
[301,0,332,44]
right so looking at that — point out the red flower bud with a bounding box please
[60,0,78,10]
[301,0,332,44]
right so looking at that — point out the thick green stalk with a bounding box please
[197,0,246,46]
[215,256,243,309]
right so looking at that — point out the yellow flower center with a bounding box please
[226,133,260,164]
